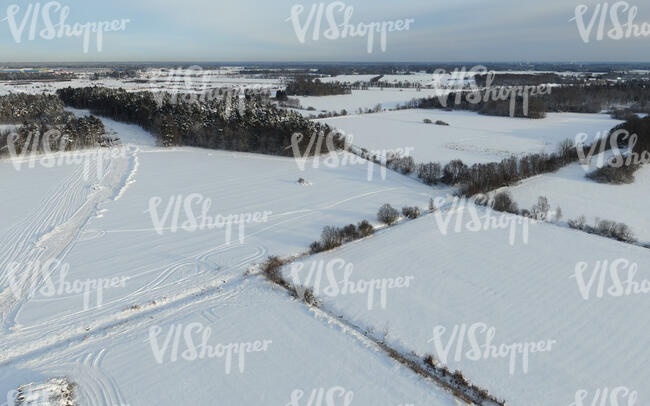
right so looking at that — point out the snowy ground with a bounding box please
[0,77,646,405]
[319,109,622,165]
[506,160,650,243]
[0,112,462,405]
[280,209,650,405]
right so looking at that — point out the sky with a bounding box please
[0,0,649,62]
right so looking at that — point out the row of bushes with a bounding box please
[488,192,638,245]
[568,216,636,243]
[309,221,375,254]
[307,203,424,254]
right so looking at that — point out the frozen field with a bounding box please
[281,209,650,405]
[320,109,622,165]
[0,113,463,405]
[506,160,650,243]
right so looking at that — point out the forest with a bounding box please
[56,86,344,156]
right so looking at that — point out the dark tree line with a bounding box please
[285,76,351,96]
[1,116,110,156]
[410,92,547,119]
[56,86,344,156]
[0,94,70,124]
[407,83,650,118]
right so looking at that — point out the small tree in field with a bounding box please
[377,204,399,225]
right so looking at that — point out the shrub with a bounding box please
[402,206,421,219]
[531,196,550,219]
[417,162,442,185]
[340,224,359,242]
[594,219,636,242]
[309,241,324,254]
[321,226,343,250]
[568,215,587,230]
[357,220,375,237]
[377,204,399,225]
[262,256,286,284]
[492,191,519,214]
[442,160,468,185]
[428,198,437,212]
[586,162,640,184]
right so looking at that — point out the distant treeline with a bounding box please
[405,83,650,118]
[408,92,547,119]
[0,71,75,82]
[57,86,343,156]
[285,76,351,96]
[537,83,650,113]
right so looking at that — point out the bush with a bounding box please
[377,204,399,225]
[262,256,286,284]
[531,196,550,219]
[568,215,587,230]
[340,224,359,242]
[309,241,324,254]
[402,206,420,219]
[357,220,375,237]
[594,219,636,242]
[492,191,519,214]
[417,162,442,185]
[586,163,641,184]
[321,226,343,250]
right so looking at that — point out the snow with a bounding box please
[0,114,459,405]
[280,209,650,406]
[319,109,622,165]
[1,73,646,406]
[506,160,650,243]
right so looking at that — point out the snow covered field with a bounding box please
[1,72,647,405]
[280,210,650,405]
[506,160,650,243]
[0,112,463,405]
[320,109,622,165]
